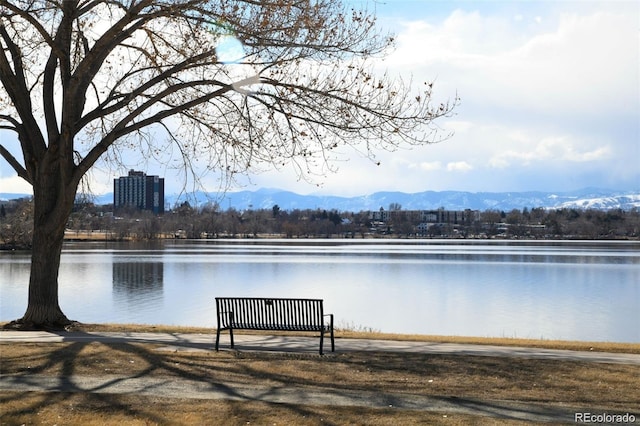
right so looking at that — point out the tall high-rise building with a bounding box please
[114,170,164,214]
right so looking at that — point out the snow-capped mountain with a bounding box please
[163,188,640,211]
[555,194,640,210]
[2,188,638,211]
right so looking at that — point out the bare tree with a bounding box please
[0,0,456,328]
[0,197,33,249]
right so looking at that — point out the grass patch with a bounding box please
[2,322,639,424]
[2,341,638,407]
[0,392,532,426]
[2,339,639,424]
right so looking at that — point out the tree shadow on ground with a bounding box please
[1,332,348,423]
[1,331,639,424]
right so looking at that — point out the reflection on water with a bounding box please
[1,239,638,342]
[113,262,163,296]
[113,262,164,320]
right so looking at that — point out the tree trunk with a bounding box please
[16,168,77,329]
[20,222,69,328]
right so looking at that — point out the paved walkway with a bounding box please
[2,330,639,364]
[2,330,639,424]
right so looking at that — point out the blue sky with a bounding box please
[1,0,638,197]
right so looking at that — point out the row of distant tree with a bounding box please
[2,197,638,249]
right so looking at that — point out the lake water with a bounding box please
[1,239,638,343]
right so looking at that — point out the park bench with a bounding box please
[215,297,335,355]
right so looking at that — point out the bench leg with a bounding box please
[330,329,335,352]
[215,328,234,350]
[330,315,335,352]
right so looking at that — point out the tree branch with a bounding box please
[0,1,61,57]
[75,81,235,179]
[0,24,47,162]
[0,143,31,185]
[78,47,218,128]
[66,0,154,125]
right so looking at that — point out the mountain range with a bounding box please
[2,188,639,212]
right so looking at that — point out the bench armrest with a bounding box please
[323,313,334,328]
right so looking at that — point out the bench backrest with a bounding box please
[216,297,325,329]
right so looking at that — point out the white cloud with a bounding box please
[503,11,636,115]
[446,161,473,172]
[364,2,638,194]
[488,135,612,168]
[444,120,473,133]
[0,175,32,194]
[564,145,612,163]
[387,4,637,121]
[418,161,442,171]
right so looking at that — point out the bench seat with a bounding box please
[229,323,330,331]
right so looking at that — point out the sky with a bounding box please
[0,0,638,197]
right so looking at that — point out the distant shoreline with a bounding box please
[62,230,640,241]
[1,232,638,251]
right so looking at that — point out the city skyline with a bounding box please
[1,1,637,197]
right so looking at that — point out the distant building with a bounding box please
[114,170,164,214]
[369,208,480,224]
